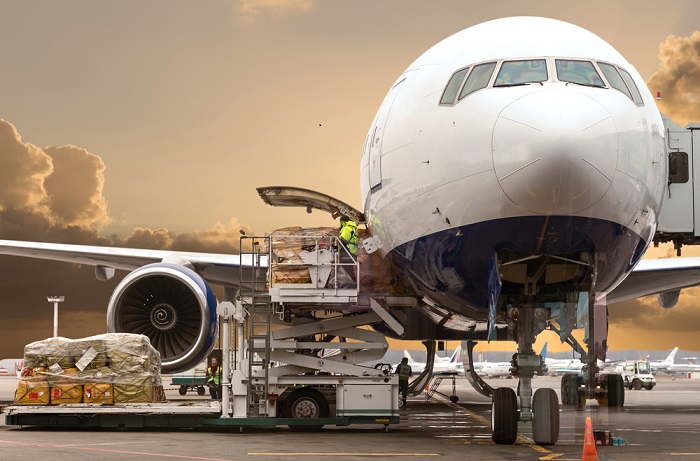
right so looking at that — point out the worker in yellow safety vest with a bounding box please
[206,357,222,399]
[339,216,359,256]
[338,216,359,286]
[396,357,412,406]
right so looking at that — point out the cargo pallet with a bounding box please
[4,402,398,429]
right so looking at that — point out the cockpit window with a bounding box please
[555,59,604,87]
[458,62,496,100]
[597,62,633,99]
[494,59,547,86]
[618,68,644,106]
[440,67,469,105]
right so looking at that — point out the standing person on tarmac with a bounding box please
[396,357,412,406]
[206,357,222,399]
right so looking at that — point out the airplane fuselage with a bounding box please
[360,17,665,323]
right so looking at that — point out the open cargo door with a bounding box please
[257,186,365,224]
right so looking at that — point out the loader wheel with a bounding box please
[283,388,329,432]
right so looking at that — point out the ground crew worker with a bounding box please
[338,216,359,285]
[396,357,412,406]
[206,357,222,399]
[339,216,359,257]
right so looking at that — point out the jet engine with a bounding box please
[106,263,218,373]
[657,290,680,309]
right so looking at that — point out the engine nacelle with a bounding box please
[107,263,218,373]
[657,290,680,309]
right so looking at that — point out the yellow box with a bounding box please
[114,383,153,403]
[51,383,83,404]
[15,380,50,405]
[84,383,114,404]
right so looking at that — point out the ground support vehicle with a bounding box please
[618,360,655,391]
[171,361,208,396]
[4,233,403,431]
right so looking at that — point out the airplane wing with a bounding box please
[607,257,700,304]
[0,239,264,287]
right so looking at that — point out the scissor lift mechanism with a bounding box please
[214,235,407,429]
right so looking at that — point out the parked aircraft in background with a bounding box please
[667,356,700,374]
[478,344,550,378]
[402,347,462,375]
[480,361,513,378]
[541,342,584,375]
[0,359,23,377]
[648,347,679,372]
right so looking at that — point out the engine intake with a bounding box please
[107,263,218,374]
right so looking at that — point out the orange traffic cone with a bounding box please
[582,416,599,461]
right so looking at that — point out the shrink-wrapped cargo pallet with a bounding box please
[15,333,164,405]
[267,226,405,294]
[267,226,337,284]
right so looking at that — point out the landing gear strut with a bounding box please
[490,305,558,444]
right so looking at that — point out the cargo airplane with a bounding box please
[2,17,700,445]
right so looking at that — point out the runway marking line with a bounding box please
[432,395,565,458]
[539,454,566,460]
[248,454,440,457]
[0,439,238,461]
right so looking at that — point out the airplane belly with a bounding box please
[390,215,647,318]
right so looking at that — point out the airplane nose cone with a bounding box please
[492,90,617,214]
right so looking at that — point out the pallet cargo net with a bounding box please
[15,333,165,405]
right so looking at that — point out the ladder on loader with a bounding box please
[239,236,272,417]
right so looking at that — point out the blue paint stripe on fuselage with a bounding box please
[390,215,647,319]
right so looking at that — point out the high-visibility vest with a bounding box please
[207,366,221,385]
[340,221,359,256]
[397,364,411,380]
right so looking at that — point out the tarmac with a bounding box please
[1,374,699,460]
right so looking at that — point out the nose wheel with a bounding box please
[531,388,559,445]
[491,387,518,444]
[491,384,560,445]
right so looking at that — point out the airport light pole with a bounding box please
[47,296,64,338]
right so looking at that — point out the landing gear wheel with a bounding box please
[605,373,625,407]
[178,385,187,395]
[450,395,459,403]
[560,374,578,406]
[283,388,329,432]
[532,388,560,445]
[632,379,642,391]
[492,387,518,445]
[197,386,206,396]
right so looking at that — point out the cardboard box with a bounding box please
[84,383,114,404]
[15,380,50,405]
[51,383,83,404]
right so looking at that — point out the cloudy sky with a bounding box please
[1,1,699,358]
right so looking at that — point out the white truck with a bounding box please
[617,360,656,391]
